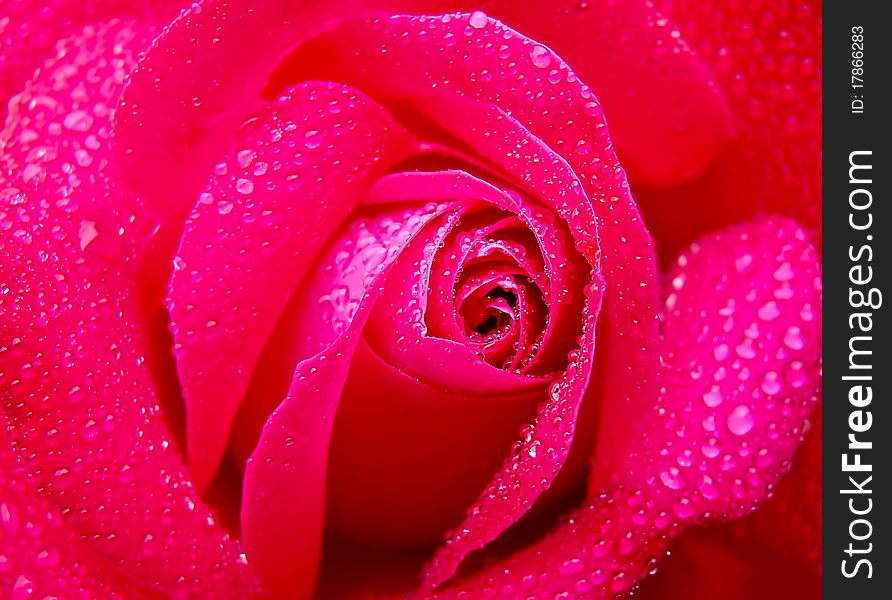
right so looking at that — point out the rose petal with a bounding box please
[635,523,821,600]
[363,170,586,388]
[636,0,822,258]
[0,20,257,596]
[166,81,413,491]
[475,0,736,187]
[440,217,821,597]
[241,203,457,598]
[316,187,555,548]
[114,0,372,225]
[0,1,182,126]
[268,13,663,585]
[229,202,461,465]
[635,409,821,600]
[324,336,546,547]
[0,424,135,599]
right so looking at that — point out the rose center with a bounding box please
[468,287,517,335]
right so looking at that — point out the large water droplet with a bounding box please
[530,45,552,68]
[703,387,723,407]
[63,109,94,131]
[784,326,805,350]
[236,178,254,195]
[757,301,779,321]
[761,371,781,395]
[727,405,755,435]
[468,10,488,29]
[78,219,98,250]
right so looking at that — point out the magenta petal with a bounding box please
[270,13,661,584]
[0,426,134,599]
[362,169,579,391]
[0,0,180,125]
[604,217,822,487]
[478,0,736,187]
[167,82,413,490]
[442,217,821,597]
[643,0,821,249]
[114,0,363,225]
[0,21,256,596]
[282,11,662,493]
[240,203,455,598]
[364,198,549,397]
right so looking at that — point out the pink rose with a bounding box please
[0,1,821,599]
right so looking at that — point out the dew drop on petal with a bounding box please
[236,178,254,195]
[237,149,256,168]
[761,371,781,395]
[757,301,780,321]
[784,326,804,350]
[469,10,488,29]
[559,558,584,576]
[785,361,808,389]
[78,219,98,250]
[63,110,93,131]
[530,45,551,68]
[702,387,723,407]
[727,405,755,435]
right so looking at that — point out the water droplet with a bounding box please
[757,301,779,321]
[774,262,794,281]
[469,10,488,29]
[63,110,93,131]
[673,497,695,519]
[35,548,60,568]
[784,326,804,350]
[702,443,720,458]
[304,129,321,149]
[11,574,33,600]
[785,361,808,389]
[237,149,256,168]
[530,45,551,68]
[703,388,723,407]
[660,467,684,490]
[583,101,603,117]
[735,340,756,359]
[727,405,755,435]
[761,371,781,395]
[1,502,20,536]
[559,558,584,575]
[236,178,254,195]
[78,219,98,250]
[698,475,719,501]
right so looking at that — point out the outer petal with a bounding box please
[442,217,821,597]
[635,412,821,600]
[166,82,413,491]
[0,21,257,596]
[0,425,134,599]
[0,0,181,125]
[473,0,736,187]
[637,0,822,258]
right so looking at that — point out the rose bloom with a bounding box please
[0,0,821,599]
